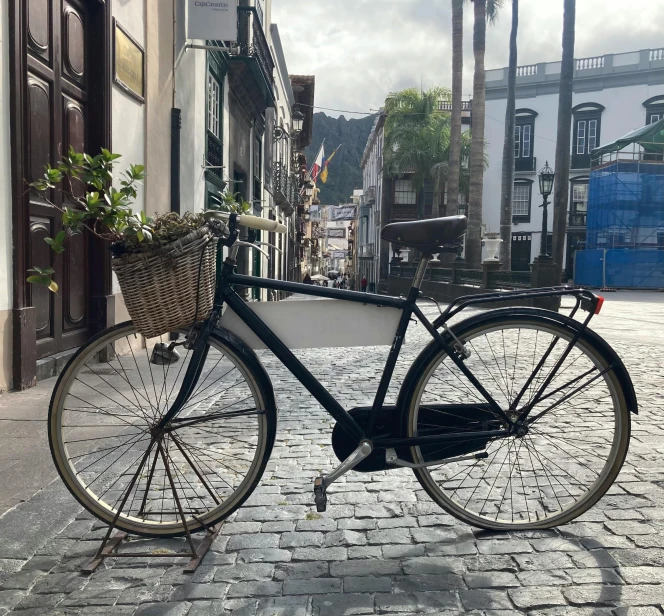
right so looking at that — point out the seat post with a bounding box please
[412,255,431,289]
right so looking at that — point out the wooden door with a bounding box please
[24,0,93,358]
[511,234,532,272]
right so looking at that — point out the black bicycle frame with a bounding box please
[157,262,600,451]
[219,273,510,447]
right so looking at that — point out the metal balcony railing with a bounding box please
[515,156,536,173]
[273,161,299,209]
[359,243,375,258]
[569,212,587,227]
[237,7,275,91]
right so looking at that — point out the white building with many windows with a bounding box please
[483,47,664,279]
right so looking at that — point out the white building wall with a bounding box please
[111,1,146,214]
[176,48,207,215]
[0,0,13,390]
[110,1,147,302]
[484,79,664,265]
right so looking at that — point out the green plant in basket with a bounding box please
[28,147,246,291]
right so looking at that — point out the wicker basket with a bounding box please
[112,227,218,338]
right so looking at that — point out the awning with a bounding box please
[592,117,664,157]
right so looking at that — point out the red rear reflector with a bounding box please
[595,296,604,314]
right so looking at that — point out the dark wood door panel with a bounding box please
[27,75,53,183]
[27,0,51,63]
[25,0,92,358]
[29,216,55,344]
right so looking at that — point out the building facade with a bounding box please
[0,0,312,391]
[483,47,664,279]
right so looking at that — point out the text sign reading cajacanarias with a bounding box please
[188,0,238,41]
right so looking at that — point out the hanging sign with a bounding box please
[188,0,238,42]
[326,228,346,239]
[331,205,356,221]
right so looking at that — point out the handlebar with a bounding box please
[236,214,287,234]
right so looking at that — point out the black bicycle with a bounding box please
[48,214,636,536]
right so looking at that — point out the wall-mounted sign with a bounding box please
[188,0,238,42]
[331,204,356,221]
[113,20,145,102]
[326,228,346,239]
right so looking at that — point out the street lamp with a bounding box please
[292,106,304,135]
[273,106,305,142]
[538,161,555,258]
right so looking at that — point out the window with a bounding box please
[643,96,664,125]
[569,180,588,226]
[207,70,221,138]
[648,110,663,124]
[514,124,532,158]
[512,181,532,222]
[572,104,604,169]
[514,109,537,172]
[394,179,416,204]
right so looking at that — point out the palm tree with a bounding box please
[447,0,465,217]
[499,0,518,270]
[551,0,576,282]
[384,88,474,221]
[465,0,488,267]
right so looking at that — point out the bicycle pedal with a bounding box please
[313,476,327,513]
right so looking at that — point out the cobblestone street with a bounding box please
[0,292,663,615]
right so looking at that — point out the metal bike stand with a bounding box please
[82,439,222,574]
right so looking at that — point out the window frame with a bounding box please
[512,180,533,223]
[394,178,417,205]
[514,109,537,172]
[571,104,604,169]
[643,96,664,126]
[569,177,589,227]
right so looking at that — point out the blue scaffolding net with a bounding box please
[574,154,664,288]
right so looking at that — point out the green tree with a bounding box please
[499,0,518,270]
[383,87,473,222]
[552,0,576,281]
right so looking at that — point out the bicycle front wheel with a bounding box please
[406,311,631,530]
[49,321,276,537]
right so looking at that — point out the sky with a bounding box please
[271,0,664,118]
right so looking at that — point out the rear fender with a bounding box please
[396,308,638,435]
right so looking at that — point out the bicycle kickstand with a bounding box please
[313,441,373,512]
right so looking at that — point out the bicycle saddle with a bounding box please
[381,215,467,254]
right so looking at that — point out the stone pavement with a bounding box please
[0,291,663,615]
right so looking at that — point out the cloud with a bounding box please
[272,0,664,117]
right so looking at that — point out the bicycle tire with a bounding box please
[49,321,277,537]
[403,309,631,530]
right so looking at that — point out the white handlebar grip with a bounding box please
[237,214,287,234]
[237,214,277,232]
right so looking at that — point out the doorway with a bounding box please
[10,0,111,383]
[511,233,532,272]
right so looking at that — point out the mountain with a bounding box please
[305,112,378,205]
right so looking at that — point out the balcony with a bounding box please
[365,186,376,203]
[569,212,587,227]
[273,161,298,212]
[227,7,275,114]
[515,156,536,173]
[359,243,375,258]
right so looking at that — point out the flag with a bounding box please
[320,144,342,184]
[310,141,325,182]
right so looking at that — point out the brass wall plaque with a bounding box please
[113,20,145,102]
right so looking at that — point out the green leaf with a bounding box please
[48,280,59,293]
[27,274,51,287]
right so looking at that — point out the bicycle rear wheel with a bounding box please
[49,321,276,537]
[405,311,631,530]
